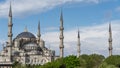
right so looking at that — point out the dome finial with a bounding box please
[24,26,28,32]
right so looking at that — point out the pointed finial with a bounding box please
[37,20,41,37]
[60,9,63,21]
[38,20,40,31]
[78,29,80,38]
[24,26,28,32]
[109,22,111,32]
[9,1,12,17]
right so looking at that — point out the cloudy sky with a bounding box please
[0,0,120,57]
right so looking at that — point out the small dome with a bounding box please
[16,32,36,39]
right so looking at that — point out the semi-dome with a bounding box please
[16,32,36,39]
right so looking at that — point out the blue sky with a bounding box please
[0,0,120,57]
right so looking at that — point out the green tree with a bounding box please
[39,58,64,68]
[103,55,120,68]
[79,54,105,68]
[63,55,80,68]
[89,54,105,68]
[99,62,117,68]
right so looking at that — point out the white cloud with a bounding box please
[0,0,101,17]
[42,20,120,57]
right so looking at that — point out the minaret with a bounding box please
[37,20,41,44]
[108,22,113,56]
[59,10,64,58]
[7,2,13,62]
[77,29,80,57]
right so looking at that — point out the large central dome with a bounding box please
[16,32,36,39]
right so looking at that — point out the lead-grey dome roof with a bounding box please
[16,32,36,39]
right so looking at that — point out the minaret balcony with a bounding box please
[109,39,112,42]
[8,34,13,37]
[77,51,80,53]
[37,34,41,37]
[60,27,64,30]
[109,47,113,50]
[8,23,13,27]
[59,36,64,39]
[59,46,64,48]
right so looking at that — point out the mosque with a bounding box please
[0,2,113,68]
[0,3,65,68]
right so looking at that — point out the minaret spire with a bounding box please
[8,1,13,45]
[60,10,63,23]
[7,1,13,62]
[59,10,64,58]
[37,20,41,43]
[108,22,113,56]
[9,1,12,17]
[77,29,80,57]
